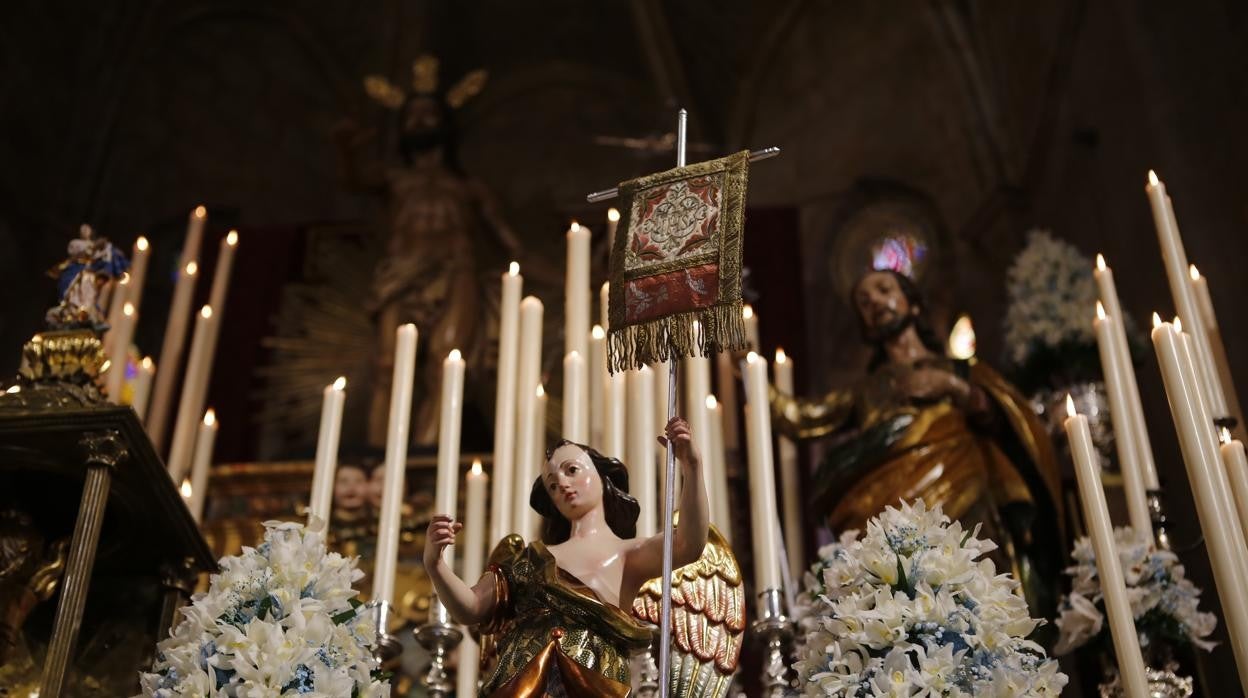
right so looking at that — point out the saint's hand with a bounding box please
[900,367,971,404]
[657,417,700,471]
[423,514,462,568]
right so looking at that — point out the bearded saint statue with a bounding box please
[771,268,1064,617]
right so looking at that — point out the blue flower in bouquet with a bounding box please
[139,521,389,697]
[794,500,1066,696]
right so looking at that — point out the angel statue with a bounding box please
[334,55,555,447]
[425,418,744,697]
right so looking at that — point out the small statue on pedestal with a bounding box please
[44,224,129,331]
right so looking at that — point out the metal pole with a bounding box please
[655,107,689,698]
[585,147,780,203]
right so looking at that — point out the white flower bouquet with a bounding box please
[1054,526,1216,657]
[139,521,389,697]
[794,500,1067,696]
[1003,229,1102,394]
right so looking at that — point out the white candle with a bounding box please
[743,304,760,352]
[132,356,155,422]
[373,324,418,606]
[147,260,200,451]
[103,274,130,356]
[744,352,781,593]
[182,205,208,269]
[167,305,217,483]
[308,377,347,527]
[604,369,627,459]
[1222,431,1248,554]
[187,409,218,524]
[565,222,591,438]
[773,348,806,579]
[127,236,151,314]
[715,352,740,451]
[489,263,522,547]
[105,302,137,405]
[209,230,238,316]
[1145,172,1228,417]
[606,207,620,249]
[652,360,677,499]
[589,326,606,449]
[628,366,657,537]
[1095,255,1159,489]
[435,349,466,568]
[511,297,544,540]
[1153,317,1248,690]
[1192,265,1244,440]
[683,333,714,522]
[456,458,488,698]
[1093,303,1152,542]
[600,282,610,332]
[1064,397,1149,698]
[705,395,731,541]
[563,351,587,443]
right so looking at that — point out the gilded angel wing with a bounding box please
[363,75,405,109]
[632,524,745,698]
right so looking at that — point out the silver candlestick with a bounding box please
[752,588,794,697]
[369,600,403,663]
[414,597,463,698]
[1147,489,1171,551]
[630,623,662,697]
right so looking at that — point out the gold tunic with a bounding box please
[478,535,652,697]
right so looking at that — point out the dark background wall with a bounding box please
[3,1,1246,693]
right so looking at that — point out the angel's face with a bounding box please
[542,443,603,521]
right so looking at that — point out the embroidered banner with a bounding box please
[607,150,750,373]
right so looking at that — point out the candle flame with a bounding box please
[1221,427,1233,445]
[181,479,193,498]
[591,325,605,339]
[471,459,483,475]
[746,351,759,364]
[203,408,216,426]
[508,261,520,276]
[569,220,580,232]
[1189,264,1200,281]
[566,350,580,360]
[1066,394,1077,417]
[1174,316,1183,332]
[332,376,347,391]
[226,230,239,246]
[536,384,545,397]
[118,273,130,285]
[5,385,20,394]
[1152,312,1163,329]
[185,261,198,276]
[141,356,154,370]
[607,208,620,222]
[705,395,718,409]
[136,236,149,251]
[1096,301,1106,320]
[1096,253,1106,271]
[775,348,787,364]
[448,348,462,361]
[123,302,135,317]
[947,314,976,360]
[1148,170,1159,186]
[100,360,111,373]
[742,305,754,320]
[194,205,207,219]
[200,305,213,319]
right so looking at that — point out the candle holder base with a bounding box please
[414,597,464,698]
[752,589,794,697]
[368,600,403,663]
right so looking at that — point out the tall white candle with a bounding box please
[132,357,155,422]
[209,230,238,317]
[511,297,544,540]
[705,395,731,541]
[513,384,545,542]
[716,352,740,451]
[566,222,591,436]
[604,369,627,459]
[103,274,130,356]
[1094,255,1159,489]
[1192,265,1244,440]
[435,349,466,568]
[105,302,137,405]
[167,305,217,483]
[652,361,673,493]
[563,351,587,443]
[773,348,806,579]
[1093,303,1152,541]
[683,332,714,519]
[308,377,347,526]
[1064,397,1149,698]
[489,263,523,547]
[589,326,606,449]
[628,366,657,537]
[744,353,781,593]
[148,260,200,450]
[1153,317,1248,690]
[1221,431,1248,553]
[606,207,620,249]
[600,282,610,332]
[457,458,488,698]
[743,305,760,352]
[373,324,418,606]
[187,409,218,524]
[1145,172,1228,417]
[127,236,151,315]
